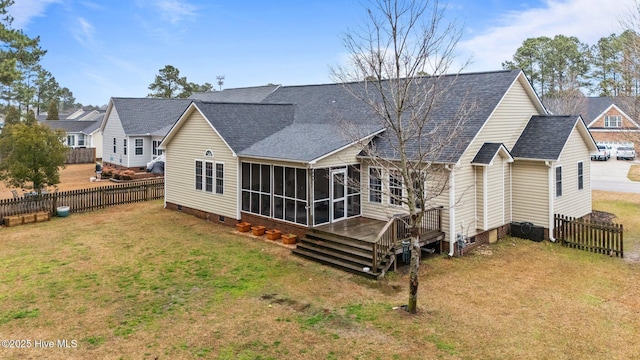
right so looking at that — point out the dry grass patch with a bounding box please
[627,164,640,182]
[1,199,640,359]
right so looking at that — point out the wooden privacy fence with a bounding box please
[66,147,96,164]
[0,178,164,224]
[554,214,624,258]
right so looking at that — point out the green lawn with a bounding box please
[1,199,639,359]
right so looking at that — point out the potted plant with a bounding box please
[266,229,281,240]
[251,225,266,236]
[281,233,297,245]
[236,222,251,232]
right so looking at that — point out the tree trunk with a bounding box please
[407,226,420,313]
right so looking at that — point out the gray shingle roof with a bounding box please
[190,85,279,103]
[240,123,384,162]
[43,120,100,134]
[193,101,295,153]
[360,70,523,163]
[111,98,192,135]
[471,143,510,165]
[511,115,580,160]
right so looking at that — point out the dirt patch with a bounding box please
[0,163,130,199]
[591,210,618,224]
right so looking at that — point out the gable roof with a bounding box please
[471,143,513,165]
[192,101,295,153]
[190,85,279,103]
[511,115,596,161]
[585,97,640,128]
[102,98,192,136]
[43,120,100,134]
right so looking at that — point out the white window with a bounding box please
[123,139,127,155]
[135,138,143,155]
[577,161,583,190]
[152,140,163,157]
[66,135,75,147]
[195,160,203,190]
[368,167,382,203]
[604,115,622,128]
[216,163,224,194]
[77,135,85,147]
[389,170,403,205]
[113,138,117,153]
[195,160,223,195]
[555,166,562,198]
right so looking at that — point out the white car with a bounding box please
[591,145,610,161]
[616,146,636,160]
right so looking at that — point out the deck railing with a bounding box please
[0,178,164,223]
[372,206,443,272]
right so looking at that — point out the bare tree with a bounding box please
[544,89,588,116]
[331,0,471,314]
[615,2,640,145]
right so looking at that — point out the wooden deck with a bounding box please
[314,216,445,250]
[314,217,386,243]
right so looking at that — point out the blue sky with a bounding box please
[11,0,634,106]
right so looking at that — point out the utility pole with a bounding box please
[216,75,225,91]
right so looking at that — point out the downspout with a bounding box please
[447,164,456,256]
[546,161,556,242]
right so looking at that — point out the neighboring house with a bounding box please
[43,120,104,159]
[100,98,192,169]
[585,97,640,150]
[160,69,597,264]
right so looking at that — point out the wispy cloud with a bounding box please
[8,0,60,29]
[72,17,95,48]
[459,0,635,71]
[153,0,196,25]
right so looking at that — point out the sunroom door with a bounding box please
[330,169,347,222]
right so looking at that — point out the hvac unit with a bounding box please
[511,222,544,242]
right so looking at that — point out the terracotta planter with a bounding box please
[266,229,282,240]
[236,222,251,232]
[251,225,266,236]
[281,233,297,245]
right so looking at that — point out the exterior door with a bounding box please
[330,169,347,222]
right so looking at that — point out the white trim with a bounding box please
[483,166,488,230]
[448,166,456,256]
[577,160,584,191]
[194,158,225,195]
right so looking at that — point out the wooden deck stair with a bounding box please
[292,228,391,279]
[293,209,444,280]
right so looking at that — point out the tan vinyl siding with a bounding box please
[504,161,512,223]
[165,111,238,219]
[511,160,549,227]
[313,143,363,168]
[360,160,449,226]
[455,76,543,237]
[102,108,127,166]
[486,156,505,229]
[91,131,103,159]
[554,128,592,217]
